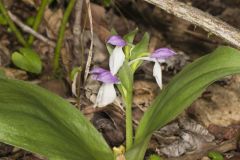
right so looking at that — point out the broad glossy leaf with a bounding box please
[126,46,240,160]
[11,48,42,74]
[0,77,114,160]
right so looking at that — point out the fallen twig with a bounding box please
[143,0,240,49]
[8,12,56,47]
[84,0,93,82]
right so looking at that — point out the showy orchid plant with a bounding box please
[93,36,176,107]
[91,35,176,151]
[0,28,240,160]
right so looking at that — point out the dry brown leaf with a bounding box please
[44,8,63,39]
[0,43,10,66]
[190,75,240,127]
[1,67,28,80]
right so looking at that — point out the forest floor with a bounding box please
[0,0,240,159]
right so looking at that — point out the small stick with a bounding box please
[0,0,27,46]
[84,0,94,82]
[53,0,76,75]
[28,0,48,45]
[143,0,240,49]
[8,12,56,47]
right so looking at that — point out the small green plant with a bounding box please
[208,151,224,160]
[0,29,240,160]
[0,0,49,74]
[11,47,42,74]
[148,154,163,160]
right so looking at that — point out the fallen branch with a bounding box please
[8,12,56,47]
[143,0,240,49]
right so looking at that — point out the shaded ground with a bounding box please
[0,0,240,159]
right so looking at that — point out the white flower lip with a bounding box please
[153,61,162,89]
[129,47,176,89]
[94,83,117,108]
[109,46,125,75]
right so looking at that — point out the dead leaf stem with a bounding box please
[8,12,55,47]
[83,0,93,82]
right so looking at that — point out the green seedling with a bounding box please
[148,154,163,160]
[11,47,42,74]
[208,151,224,160]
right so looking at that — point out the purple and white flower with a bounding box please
[90,67,120,107]
[107,35,126,75]
[130,48,176,89]
[90,36,126,108]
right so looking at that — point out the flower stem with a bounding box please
[125,93,133,150]
[27,0,48,45]
[0,0,27,46]
[53,0,76,75]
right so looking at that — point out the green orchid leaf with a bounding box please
[126,46,240,160]
[123,28,138,59]
[129,32,150,72]
[124,28,138,44]
[0,77,114,160]
[106,44,114,55]
[117,61,133,93]
[11,48,42,74]
[130,32,150,57]
[70,66,82,81]
[110,28,118,35]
